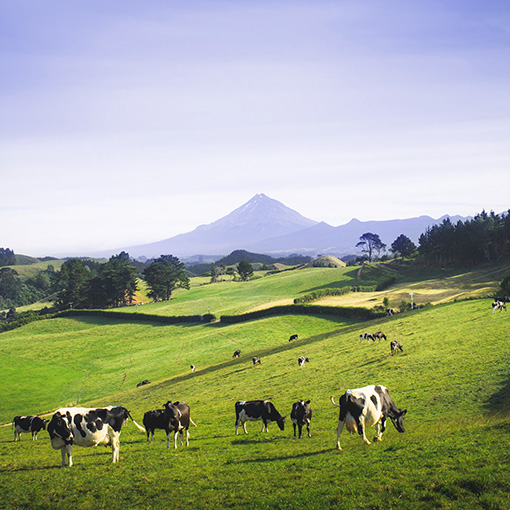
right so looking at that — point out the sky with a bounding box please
[1,0,509,257]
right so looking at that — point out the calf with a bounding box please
[235,400,285,434]
[390,340,403,355]
[13,416,48,441]
[289,334,298,342]
[359,333,374,343]
[47,406,145,467]
[233,349,241,358]
[290,400,312,438]
[373,331,386,341]
[330,385,406,450]
[252,356,261,366]
[492,300,507,313]
[298,356,309,368]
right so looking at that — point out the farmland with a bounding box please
[0,262,509,509]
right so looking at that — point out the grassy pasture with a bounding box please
[0,299,509,509]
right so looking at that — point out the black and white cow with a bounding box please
[298,356,309,368]
[289,334,298,342]
[136,379,151,388]
[359,333,374,343]
[390,340,403,355]
[47,406,146,467]
[252,356,261,366]
[163,401,196,448]
[290,400,312,438]
[13,416,48,441]
[386,308,395,316]
[330,385,406,450]
[233,349,241,358]
[190,365,195,372]
[235,400,286,434]
[492,300,507,313]
[373,331,387,341]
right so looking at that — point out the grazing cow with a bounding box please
[47,406,146,467]
[373,331,387,341]
[290,400,312,438]
[252,356,261,366]
[492,300,507,313]
[359,333,374,343]
[13,416,48,441]
[235,400,286,434]
[330,385,406,450]
[136,379,151,388]
[390,340,403,355]
[233,349,241,358]
[386,308,394,316]
[289,334,298,342]
[298,356,309,368]
[163,401,196,448]
[190,365,195,373]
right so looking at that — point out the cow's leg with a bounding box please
[336,420,345,450]
[374,420,383,441]
[185,429,189,447]
[293,423,297,437]
[64,445,73,467]
[357,418,371,445]
[298,424,303,439]
[174,431,179,449]
[307,420,311,438]
[242,421,248,434]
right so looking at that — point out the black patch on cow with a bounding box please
[370,395,378,407]
[73,414,87,438]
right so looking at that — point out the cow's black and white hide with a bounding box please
[359,333,374,343]
[330,385,406,450]
[235,400,285,434]
[372,331,387,341]
[190,365,195,372]
[390,340,403,355]
[386,308,394,316]
[492,300,507,313]
[233,349,241,358]
[298,356,309,368]
[47,406,145,467]
[289,334,298,342]
[12,416,48,441]
[163,401,197,448]
[290,400,312,438]
[252,356,261,366]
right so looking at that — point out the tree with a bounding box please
[500,274,510,297]
[391,234,417,260]
[237,260,254,281]
[0,248,16,267]
[54,259,91,309]
[356,233,386,262]
[143,255,190,301]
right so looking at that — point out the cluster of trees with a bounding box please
[355,232,417,262]
[418,210,510,264]
[0,248,16,267]
[53,252,190,309]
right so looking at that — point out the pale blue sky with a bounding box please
[1,0,509,256]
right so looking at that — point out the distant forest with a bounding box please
[1,209,509,313]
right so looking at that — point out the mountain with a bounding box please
[109,193,467,259]
[121,193,319,259]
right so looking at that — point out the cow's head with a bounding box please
[391,409,407,433]
[163,401,181,427]
[48,412,73,444]
[277,416,286,431]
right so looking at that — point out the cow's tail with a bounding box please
[330,396,341,408]
[190,418,198,428]
[126,410,146,433]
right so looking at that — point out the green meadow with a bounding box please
[0,264,509,509]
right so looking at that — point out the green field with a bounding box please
[0,264,509,509]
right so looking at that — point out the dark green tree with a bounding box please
[237,260,254,281]
[0,248,16,267]
[143,255,190,301]
[54,259,91,309]
[356,233,386,262]
[500,274,510,297]
[391,234,417,260]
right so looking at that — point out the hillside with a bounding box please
[0,297,508,509]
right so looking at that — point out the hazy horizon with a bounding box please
[1,1,509,256]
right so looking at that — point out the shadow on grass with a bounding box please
[226,448,332,464]
[485,376,510,414]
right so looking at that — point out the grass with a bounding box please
[1,262,509,509]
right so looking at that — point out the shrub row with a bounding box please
[220,304,379,324]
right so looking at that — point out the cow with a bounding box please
[190,365,195,372]
[298,356,309,368]
[163,401,196,448]
[12,416,48,441]
[235,400,286,434]
[289,334,298,342]
[233,349,241,358]
[290,400,312,438]
[492,300,507,313]
[252,356,261,366]
[373,331,387,341]
[390,340,403,355]
[359,333,374,343]
[136,379,151,387]
[330,385,406,450]
[386,308,394,316]
[47,406,146,467]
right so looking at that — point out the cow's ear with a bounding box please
[305,400,311,405]
[401,409,407,416]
